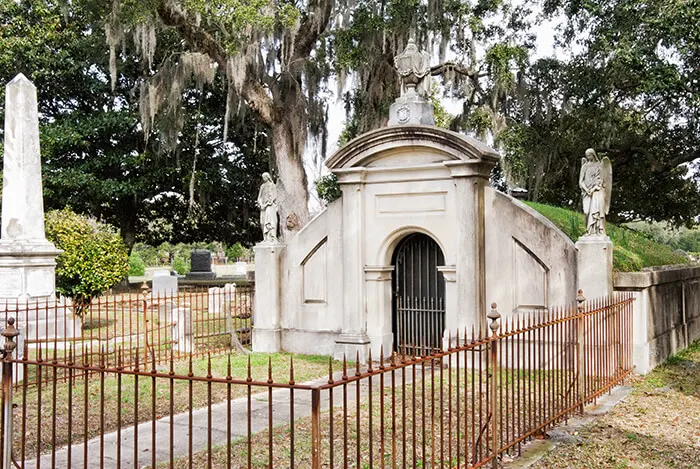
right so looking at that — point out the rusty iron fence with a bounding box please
[0,285,254,388]
[0,291,633,468]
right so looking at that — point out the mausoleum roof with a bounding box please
[325,125,500,170]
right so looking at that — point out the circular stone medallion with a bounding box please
[397,105,411,123]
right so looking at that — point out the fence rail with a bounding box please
[0,285,254,388]
[0,291,633,468]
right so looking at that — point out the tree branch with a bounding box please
[658,149,700,173]
[430,62,477,78]
[624,146,700,174]
[292,0,333,62]
[156,1,276,126]
[156,2,227,67]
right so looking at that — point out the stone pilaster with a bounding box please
[334,170,370,363]
[252,243,284,353]
[445,161,493,332]
[438,265,457,348]
[364,266,394,359]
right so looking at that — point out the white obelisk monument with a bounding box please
[0,74,77,340]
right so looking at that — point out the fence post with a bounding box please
[1,317,19,469]
[576,290,586,412]
[487,303,501,469]
[141,283,151,364]
[311,388,321,469]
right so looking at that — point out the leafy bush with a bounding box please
[132,243,158,266]
[172,256,190,275]
[45,208,129,315]
[128,254,146,276]
[315,173,342,204]
[226,241,252,261]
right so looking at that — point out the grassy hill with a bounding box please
[525,202,689,272]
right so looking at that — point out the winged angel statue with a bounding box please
[579,149,612,236]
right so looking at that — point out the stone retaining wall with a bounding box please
[614,265,700,373]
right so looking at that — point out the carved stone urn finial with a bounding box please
[389,39,435,126]
[394,38,431,97]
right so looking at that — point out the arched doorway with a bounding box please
[392,233,445,356]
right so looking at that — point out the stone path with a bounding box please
[24,368,414,468]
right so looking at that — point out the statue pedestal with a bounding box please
[576,235,614,300]
[389,93,435,126]
[252,242,284,353]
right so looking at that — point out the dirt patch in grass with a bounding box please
[533,341,700,469]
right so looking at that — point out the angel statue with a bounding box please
[579,149,612,236]
[257,172,278,243]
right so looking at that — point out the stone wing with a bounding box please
[601,156,613,214]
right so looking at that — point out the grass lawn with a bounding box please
[533,340,700,468]
[525,202,689,271]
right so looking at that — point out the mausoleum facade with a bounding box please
[253,124,581,361]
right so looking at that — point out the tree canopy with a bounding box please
[0,0,269,249]
[2,0,697,241]
[498,0,700,226]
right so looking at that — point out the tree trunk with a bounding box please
[119,198,139,254]
[270,121,310,240]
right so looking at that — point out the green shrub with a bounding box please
[172,256,190,275]
[45,208,129,315]
[226,241,252,261]
[226,242,244,260]
[315,173,342,204]
[128,254,146,276]
[132,243,158,266]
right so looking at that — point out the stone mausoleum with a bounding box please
[253,43,611,362]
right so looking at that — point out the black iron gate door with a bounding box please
[392,233,446,356]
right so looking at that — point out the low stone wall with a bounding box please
[614,265,700,373]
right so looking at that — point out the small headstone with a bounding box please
[152,272,178,298]
[186,249,215,280]
[208,283,237,314]
[208,286,221,314]
[172,307,192,353]
[235,261,247,275]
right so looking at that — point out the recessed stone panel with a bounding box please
[513,239,548,310]
[376,192,446,215]
[26,268,53,297]
[302,239,327,304]
[0,269,22,297]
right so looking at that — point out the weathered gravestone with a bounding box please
[208,283,236,314]
[151,269,178,324]
[152,269,178,298]
[171,307,192,353]
[186,249,215,280]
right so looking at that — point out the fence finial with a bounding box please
[1,317,19,358]
[487,302,501,335]
[576,289,586,312]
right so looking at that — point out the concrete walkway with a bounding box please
[24,368,414,468]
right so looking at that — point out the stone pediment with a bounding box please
[325,125,500,170]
